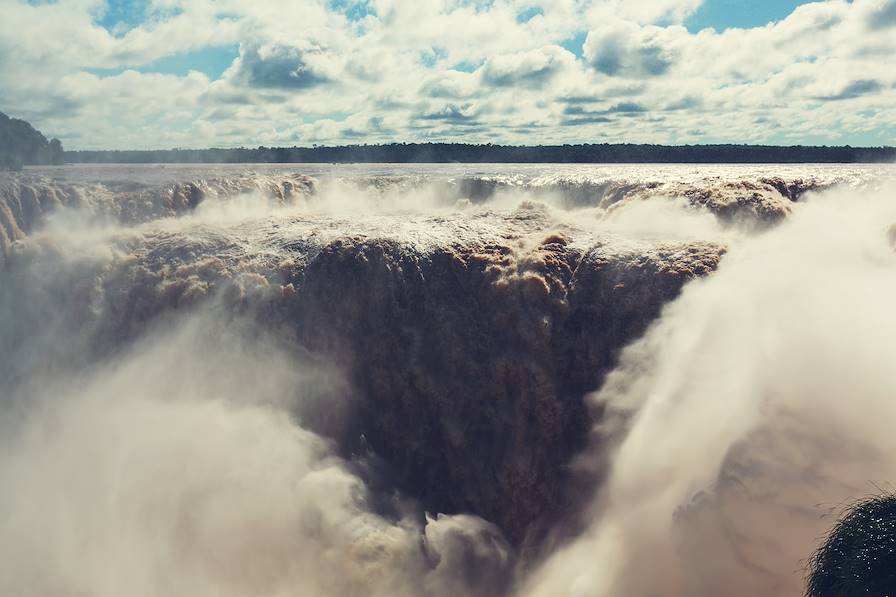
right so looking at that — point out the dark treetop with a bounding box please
[0,112,64,170]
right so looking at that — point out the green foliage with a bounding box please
[807,494,896,596]
[0,111,64,169]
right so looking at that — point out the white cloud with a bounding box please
[1,0,894,148]
[584,0,703,25]
[583,22,687,77]
[480,45,576,87]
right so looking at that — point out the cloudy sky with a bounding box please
[1,0,895,149]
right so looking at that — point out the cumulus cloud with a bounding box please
[417,102,480,123]
[584,0,703,24]
[234,42,333,90]
[421,70,480,99]
[480,45,575,87]
[866,0,896,29]
[814,79,884,101]
[1,0,895,146]
[584,22,684,77]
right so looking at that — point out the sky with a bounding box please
[1,0,895,149]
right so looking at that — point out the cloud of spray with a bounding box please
[0,169,735,597]
[578,195,734,242]
[0,308,514,597]
[6,167,896,597]
[522,183,896,597]
[0,204,513,597]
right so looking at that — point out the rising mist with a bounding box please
[1,164,895,596]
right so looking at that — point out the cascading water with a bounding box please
[1,163,895,597]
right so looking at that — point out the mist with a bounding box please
[2,164,895,597]
[522,183,896,597]
[4,0,896,587]
[0,171,527,596]
[0,299,513,597]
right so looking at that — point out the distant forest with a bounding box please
[3,112,895,166]
[0,112,64,170]
[67,143,896,164]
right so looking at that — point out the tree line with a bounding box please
[0,112,64,170]
[66,142,896,164]
[2,111,894,166]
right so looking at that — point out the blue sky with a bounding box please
[95,0,147,32]
[2,0,894,149]
[685,0,812,31]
